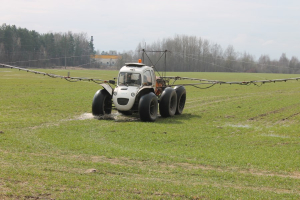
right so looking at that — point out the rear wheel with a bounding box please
[139,92,158,122]
[92,89,112,115]
[174,86,186,115]
[159,87,177,117]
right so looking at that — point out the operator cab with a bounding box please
[116,62,155,87]
[113,61,156,111]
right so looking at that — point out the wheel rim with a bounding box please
[170,95,176,109]
[149,99,155,116]
[178,94,186,110]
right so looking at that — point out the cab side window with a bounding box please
[143,70,152,86]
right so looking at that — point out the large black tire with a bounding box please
[159,87,177,117]
[174,86,186,115]
[139,92,158,122]
[92,89,112,115]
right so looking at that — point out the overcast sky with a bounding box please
[1,0,299,60]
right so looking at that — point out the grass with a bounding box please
[1,68,300,199]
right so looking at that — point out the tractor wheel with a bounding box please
[139,92,158,122]
[92,89,112,115]
[159,87,177,117]
[174,86,186,115]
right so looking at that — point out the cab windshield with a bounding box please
[118,72,141,86]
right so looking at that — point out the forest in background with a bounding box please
[0,24,97,68]
[118,35,300,73]
[1,24,300,73]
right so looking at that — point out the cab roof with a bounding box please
[120,63,153,73]
[125,63,146,67]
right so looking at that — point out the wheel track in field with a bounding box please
[184,92,273,111]
[89,156,300,194]
[185,94,255,110]
[248,102,300,121]
[87,155,300,180]
[3,149,299,181]
[185,92,300,121]
[281,111,300,121]
[1,150,300,195]
[185,89,295,108]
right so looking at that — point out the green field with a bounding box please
[1,68,300,199]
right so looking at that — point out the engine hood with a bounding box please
[112,86,140,111]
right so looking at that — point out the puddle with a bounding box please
[226,124,251,128]
[261,134,290,138]
[76,113,95,120]
[75,112,140,122]
[29,112,140,130]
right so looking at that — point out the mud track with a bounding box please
[249,102,300,121]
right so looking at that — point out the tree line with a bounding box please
[0,24,97,68]
[1,24,299,73]
[117,35,300,74]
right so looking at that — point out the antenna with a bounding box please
[164,50,167,77]
[142,49,145,64]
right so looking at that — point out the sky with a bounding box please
[1,0,300,60]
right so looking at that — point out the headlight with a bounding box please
[131,92,135,97]
[113,91,117,96]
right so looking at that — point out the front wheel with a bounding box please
[139,92,158,122]
[92,89,112,115]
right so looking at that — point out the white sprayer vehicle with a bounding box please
[92,60,186,122]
